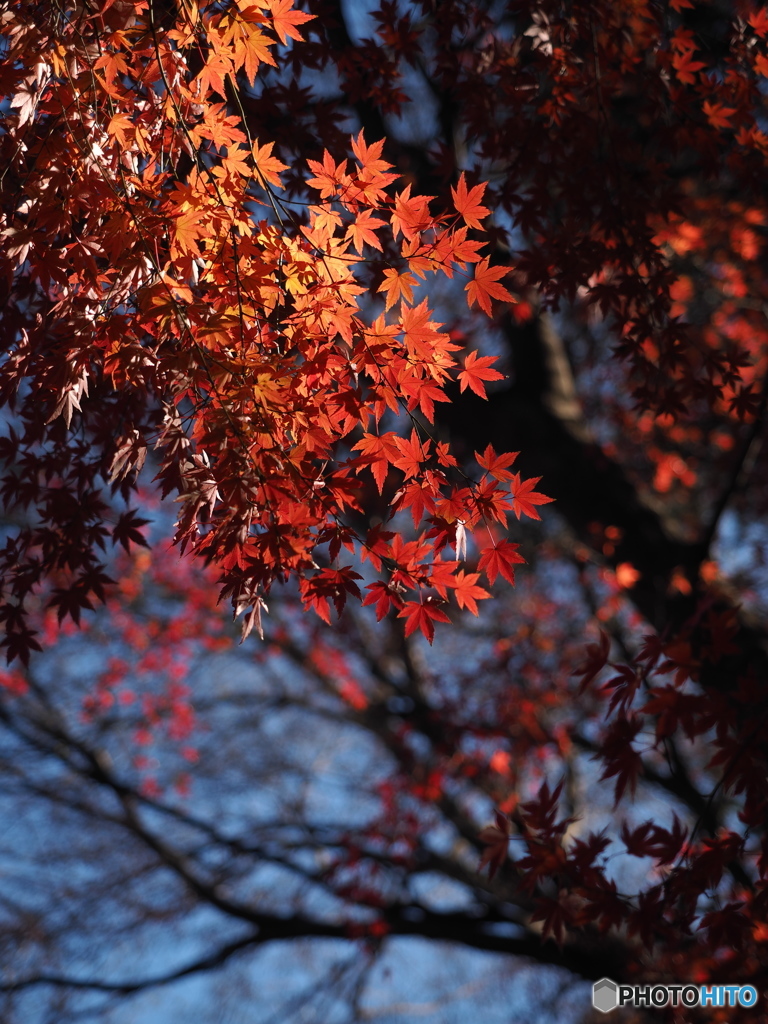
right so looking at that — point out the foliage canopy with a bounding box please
[3,0,768,1018]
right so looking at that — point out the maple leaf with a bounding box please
[475,444,518,480]
[702,101,737,130]
[252,139,288,188]
[351,131,392,177]
[478,540,526,586]
[390,185,434,240]
[397,599,451,644]
[399,300,452,363]
[107,113,134,148]
[391,429,429,479]
[299,567,363,623]
[572,631,610,693]
[448,570,490,615]
[265,0,315,44]
[478,811,512,880]
[465,259,515,315]
[112,511,151,553]
[306,150,348,198]
[601,663,640,714]
[235,25,277,85]
[362,581,403,620]
[509,473,554,521]
[749,7,768,36]
[378,268,416,309]
[457,351,504,398]
[399,375,449,423]
[450,173,491,230]
[94,50,130,88]
[531,895,581,947]
[345,208,386,253]
[1,628,42,668]
[196,53,233,99]
[426,558,460,598]
[171,208,207,257]
[729,383,761,420]
[392,479,436,526]
[473,476,513,525]
[431,226,485,271]
[352,431,399,493]
[599,715,644,804]
[671,50,706,84]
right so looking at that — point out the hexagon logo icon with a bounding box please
[593,978,619,1014]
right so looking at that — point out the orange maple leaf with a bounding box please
[265,0,315,45]
[345,208,386,253]
[671,50,705,84]
[306,150,348,199]
[451,172,491,230]
[351,131,392,177]
[378,268,416,310]
[702,101,737,131]
[458,351,504,398]
[465,258,515,315]
[235,25,277,85]
[390,185,434,240]
[196,53,233,99]
[252,139,288,188]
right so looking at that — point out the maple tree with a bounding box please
[3,0,768,1020]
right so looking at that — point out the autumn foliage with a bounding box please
[0,0,547,659]
[3,0,768,1017]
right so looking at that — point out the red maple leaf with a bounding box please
[363,581,403,620]
[509,474,554,520]
[397,599,451,643]
[352,431,399,493]
[478,539,526,586]
[299,567,363,623]
[749,7,768,36]
[391,429,429,479]
[475,444,518,480]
